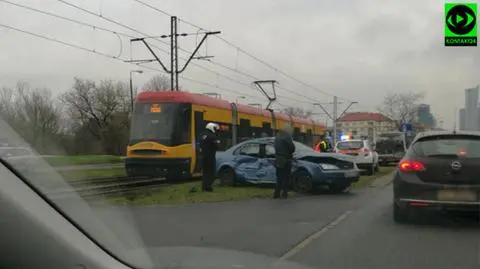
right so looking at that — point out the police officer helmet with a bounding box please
[206,122,220,133]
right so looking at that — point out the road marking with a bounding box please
[278,210,353,261]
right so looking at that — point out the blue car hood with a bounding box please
[294,151,356,163]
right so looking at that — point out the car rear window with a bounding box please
[411,135,480,158]
[337,141,363,150]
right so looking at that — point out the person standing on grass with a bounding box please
[274,123,295,199]
[199,122,220,192]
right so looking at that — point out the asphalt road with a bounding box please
[96,175,480,269]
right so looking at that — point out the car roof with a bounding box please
[233,137,311,147]
[415,130,480,139]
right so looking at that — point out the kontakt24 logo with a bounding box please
[445,3,477,46]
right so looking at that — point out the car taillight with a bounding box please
[362,148,369,153]
[398,160,425,172]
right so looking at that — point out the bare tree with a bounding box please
[0,82,63,153]
[379,92,424,129]
[142,75,171,91]
[282,107,313,118]
[61,78,131,154]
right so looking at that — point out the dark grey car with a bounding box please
[393,130,480,223]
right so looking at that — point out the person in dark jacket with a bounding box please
[199,122,220,192]
[274,123,295,199]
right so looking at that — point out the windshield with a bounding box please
[130,103,178,146]
[0,1,475,269]
[412,135,480,158]
[336,141,363,150]
[294,141,315,154]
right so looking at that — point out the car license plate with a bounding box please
[344,171,357,178]
[437,190,477,202]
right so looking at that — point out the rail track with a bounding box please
[48,175,200,200]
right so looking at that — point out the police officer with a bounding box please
[274,123,295,199]
[200,122,220,192]
[319,134,329,152]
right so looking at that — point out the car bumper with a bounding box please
[356,163,373,170]
[125,157,191,178]
[396,198,480,212]
[378,156,401,164]
[394,173,480,212]
[312,169,361,185]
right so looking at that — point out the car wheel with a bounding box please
[293,170,313,193]
[219,167,236,186]
[393,202,408,223]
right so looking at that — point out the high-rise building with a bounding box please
[417,104,435,128]
[464,86,479,130]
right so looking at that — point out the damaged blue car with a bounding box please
[215,137,361,193]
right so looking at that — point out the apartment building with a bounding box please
[336,112,396,139]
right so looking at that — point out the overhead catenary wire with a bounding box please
[22,0,322,106]
[0,23,120,60]
[0,22,307,112]
[1,1,340,115]
[128,0,354,102]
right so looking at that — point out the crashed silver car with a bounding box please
[215,137,361,193]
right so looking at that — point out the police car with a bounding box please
[335,138,379,175]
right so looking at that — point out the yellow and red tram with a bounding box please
[125,91,327,179]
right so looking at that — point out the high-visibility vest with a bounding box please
[320,141,328,151]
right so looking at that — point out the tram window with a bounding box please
[174,106,191,145]
[293,127,301,141]
[239,119,251,141]
[216,124,232,151]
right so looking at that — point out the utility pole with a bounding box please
[129,70,143,112]
[170,16,178,92]
[313,97,357,146]
[332,96,338,146]
[129,16,221,91]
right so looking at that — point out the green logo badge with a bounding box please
[445,3,477,46]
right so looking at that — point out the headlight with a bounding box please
[319,163,340,170]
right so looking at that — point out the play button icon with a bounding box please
[446,4,476,35]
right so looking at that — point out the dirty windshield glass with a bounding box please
[0,1,476,269]
[337,141,363,150]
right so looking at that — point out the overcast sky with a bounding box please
[0,0,478,128]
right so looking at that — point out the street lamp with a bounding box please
[236,96,246,104]
[130,70,143,111]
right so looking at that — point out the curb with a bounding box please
[369,171,395,188]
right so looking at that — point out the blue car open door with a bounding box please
[234,143,263,183]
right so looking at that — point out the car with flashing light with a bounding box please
[215,137,361,193]
[393,130,480,223]
[335,139,379,175]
